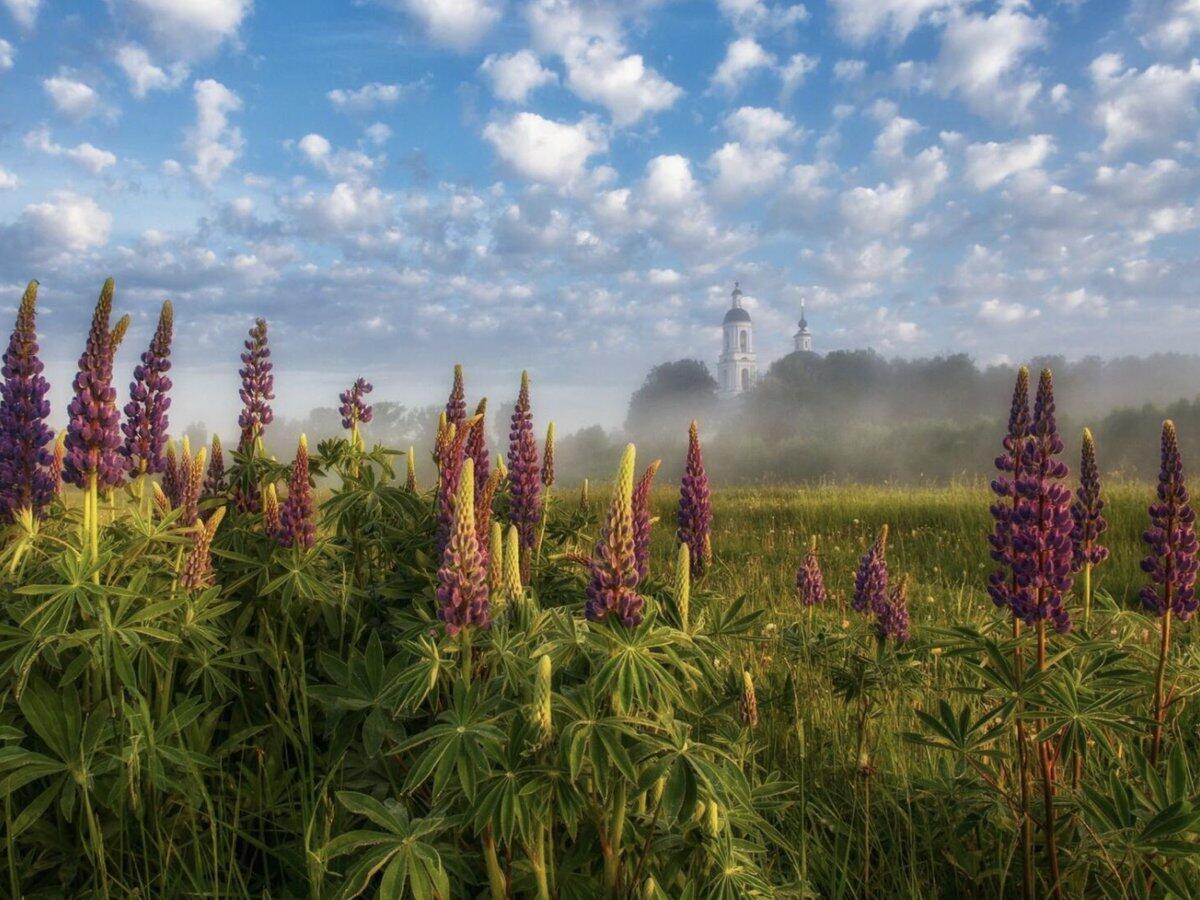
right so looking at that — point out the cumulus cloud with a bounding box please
[830,0,963,44]
[120,0,249,60]
[641,154,701,210]
[2,0,38,29]
[1090,53,1200,155]
[0,37,13,70]
[710,142,788,201]
[711,36,775,93]
[561,39,682,125]
[480,50,558,103]
[724,106,796,144]
[964,134,1054,190]
[0,166,16,189]
[328,80,425,112]
[10,191,112,257]
[117,43,188,97]
[716,0,808,34]
[287,182,396,234]
[43,75,100,119]
[295,133,377,180]
[483,112,607,191]
[187,78,243,188]
[387,0,500,51]
[24,127,117,175]
[779,52,818,97]
[978,298,1040,324]
[1132,0,1200,53]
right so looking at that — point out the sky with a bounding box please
[1,0,1199,433]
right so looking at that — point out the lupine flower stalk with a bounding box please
[532,655,553,748]
[121,300,173,491]
[180,506,225,592]
[1071,427,1109,627]
[507,371,542,574]
[204,434,226,497]
[162,441,182,508]
[1142,420,1199,763]
[585,444,644,627]
[445,364,467,430]
[262,482,281,539]
[436,416,478,556]
[988,367,1032,616]
[48,431,65,499]
[278,435,315,550]
[475,467,502,569]
[541,422,555,488]
[503,524,523,612]
[796,535,827,609]
[437,457,490,636]
[466,398,489,488]
[0,281,55,524]
[876,574,911,643]
[406,446,417,491]
[739,670,759,728]
[110,314,131,352]
[853,525,889,617]
[674,543,690,632]
[339,377,373,453]
[64,279,125,560]
[632,459,661,581]
[488,521,505,615]
[234,318,273,513]
[678,420,712,578]
[179,446,206,527]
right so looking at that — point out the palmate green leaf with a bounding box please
[557,683,641,788]
[396,681,502,800]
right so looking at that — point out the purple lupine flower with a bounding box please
[63,279,125,491]
[506,370,542,559]
[585,445,644,627]
[1010,369,1074,633]
[162,441,182,508]
[437,457,491,635]
[237,318,274,450]
[632,458,661,581]
[436,418,474,556]
[466,398,490,499]
[121,300,173,477]
[876,575,911,643]
[677,420,712,578]
[277,434,316,550]
[987,367,1032,615]
[204,434,226,497]
[339,377,373,431]
[0,281,55,523]
[854,525,889,616]
[795,538,827,607]
[445,364,467,431]
[1071,427,1109,572]
[1141,420,1199,621]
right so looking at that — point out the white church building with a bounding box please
[717,283,814,398]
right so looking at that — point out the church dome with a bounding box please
[723,306,752,324]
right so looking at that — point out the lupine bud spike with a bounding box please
[121,299,173,478]
[632,458,661,581]
[541,422,556,488]
[503,524,523,608]
[488,520,505,612]
[585,444,644,627]
[436,457,490,635]
[277,434,315,549]
[63,278,125,492]
[406,446,416,491]
[533,654,553,747]
[678,420,712,578]
[739,669,759,728]
[507,370,542,562]
[674,542,691,631]
[1140,420,1199,621]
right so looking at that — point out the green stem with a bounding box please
[483,828,507,900]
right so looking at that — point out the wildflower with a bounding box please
[987,367,1032,615]
[1141,421,1199,620]
[579,478,590,512]
[674,542,691,631]
[506,370,542,562]
[278,435,315,550]
[677,420,712,578]
[262,482,281,538]
[488,521,505,613]
[179,446,206,527]
[541,422,555,488]
[436,417,478,556]
[180,506,225,592]
[632,458,661,581]
[406,446,417,491]
[475,466,502,566]
[121,300,173,477]
[48,431,65,498]
[445,364,466,430]
[204,434,226,497]
[795,535,827,607]
[585,444,644,627]
[338,377,373,445]
[437,458,490,635]
[63,279,125,492]
[532,655,553,747]
[1071,427,1109,572]
[876,574,911,643]
[162,441,182,508]
[237,318,274,450]
[739,670,759,728]
[854,525,889,616]
[503,524,523,610]
[110,313,130,352]
[0,281,55,523]
[466,398,490,492]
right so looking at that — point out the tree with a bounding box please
[625,360,718,438]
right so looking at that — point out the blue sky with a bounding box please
[1,0,1198,432]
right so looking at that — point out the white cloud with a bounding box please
[710,141,788,201]
[288,182,395,234]
[711,36,775,93]
[717,0,808,34]
[365,122,391,145]
[831,0,963,44]
[390,0,500,51]
[295,133,377,180]
[0,166,16,189]
[1048,287,1108,317]
[116,43,188,97]
[1133,0,1200,53]
[642,154,701,210]
[2,0,38,29]
[935,5,1047,123]
[328,81,422,112]
[122,0,249,59]
[1090,53,1200,155]
[724,106,795,144]
[24,127,117,175]
[978,298,1039,324]
[0,38,13,71]
[561,39,682,125]
[188,78,243,188]
[480,50,557,103]
[483,112,607,190]
[18,191,112,254]
[964,134,1054,190]
[780,52,818,96]
[833,58,867,81]
[43,75,100,119]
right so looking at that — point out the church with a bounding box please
[717,283,813,398]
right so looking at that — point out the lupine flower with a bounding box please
[436,417,477,556]
[63,279,125,491]
[1010,369,1074,633]
[506,370,542,560]
[445,364,467,430]
[152,482,170,518]
[541,422,555,488]
[162,441,182,508]
[1071,427,1109,572]
[121,301,173,477]
[854,525,889,616]
[1141,421,1199,620]
[674,542,690,632]
[204,434,226,497]
[437,457,491,635]
[0,281,55,523]
[406,446,417,491]
[739,670,759,728]
[488,521,505,614]
[48,431,65,498]
[110,314,131,352]
[503,524,523,610]
[466,398,490,493]
[877,574,912,643]
[433,411,450,470]
[585,444,644,627]
[179,446,206,527]
[237,318,274,449]
[987,367,1032,615]
[278,435,315,550]
[262,482,281,538]
[579,478,590,512]
[532,655,553,747]
[678,420,712,578]
[475,466,502,567]
[795,536,827,607]
[339,377,373,432]
[180,506,225,592]
[632,458,661,581]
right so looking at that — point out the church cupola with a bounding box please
[794,301,813,353]
[717,281,757,397]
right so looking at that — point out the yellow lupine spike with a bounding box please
[488,521,505,610]
[406,446,417,491]
[503,524,522,606]
[675,542,691,632]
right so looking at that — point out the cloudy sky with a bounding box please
[1,0,1198,431]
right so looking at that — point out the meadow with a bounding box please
[2,280,1200,898]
